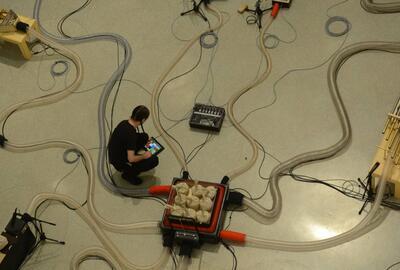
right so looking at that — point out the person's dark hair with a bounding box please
[131,105,150,122]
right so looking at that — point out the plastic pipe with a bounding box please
[0,28,83,127]
[71,247,121,270]
[176,255,190,270]
[241,157,393,251]
[242,41,400,220]
[360,0,400,13]
[225,15,276,180]
[32,0,158,200]
[26,193,169,270]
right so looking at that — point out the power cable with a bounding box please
[221,240,238,270]
[57,0,93,38]
[385,261,400,270]
[156,42,204,167]
[262,13,297,49]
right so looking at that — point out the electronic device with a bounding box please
[0,212,36,270]
[0,210,64,270]
[145,137,165,156]
[161,178,228,245]
[189,103,225,132]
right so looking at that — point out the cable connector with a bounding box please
[0,134,8,148]
[182,171,189,180]
[221,176,230,185]
[225,191,244,207]
[272,0,292,8]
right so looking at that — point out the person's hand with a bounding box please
[143,151,152,159]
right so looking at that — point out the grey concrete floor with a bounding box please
[1,0,400,269]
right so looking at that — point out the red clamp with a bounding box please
[219,230,246,243]
[271,3,280,18]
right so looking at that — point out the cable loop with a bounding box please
[200,31,218,49]
[325,16,351,37]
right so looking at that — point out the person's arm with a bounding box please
[127,149,151,163]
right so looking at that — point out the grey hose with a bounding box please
[360,0,400,13]
[33,0,149,197]
[244,41,400,219]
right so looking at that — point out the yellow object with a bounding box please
[0,9,19,32]
[0,15,38,59]
[371,115,400,198]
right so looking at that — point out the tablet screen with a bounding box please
[145,137,164,156]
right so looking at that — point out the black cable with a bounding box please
[385,261,400,270]
[55,158,81,192]
[221,240,238,270]
[57,0,92,38]
[287,168,400,211]
[185,130,213,165]
[105,38,127,187]
[2,44,76,138]
[156,42,204,168]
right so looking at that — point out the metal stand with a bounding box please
[358,162,380,214]
[17,212,65,247]
[245,0,271,29]
[180,0,210,21]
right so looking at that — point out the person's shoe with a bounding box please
[121,173,143,185]
[130,176,143,185]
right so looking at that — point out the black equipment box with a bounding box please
[0,224,35,270]
[189,103,225,132]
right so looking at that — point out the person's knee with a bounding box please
[152,156,159,167]
[111,162,124,172]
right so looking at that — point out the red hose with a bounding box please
[148,185,171,195]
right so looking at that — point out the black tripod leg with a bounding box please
[358,199,369,215]
[181,9,194,16]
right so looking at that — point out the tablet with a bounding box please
[145,137,165,156]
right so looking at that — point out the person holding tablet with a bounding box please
[108,105,159,185]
